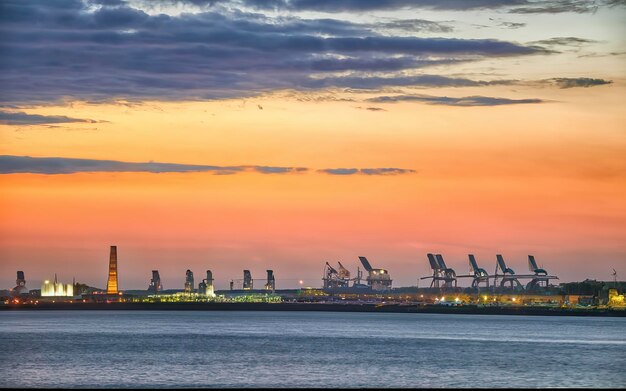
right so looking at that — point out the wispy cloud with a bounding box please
[303,74,519,90]
[547,78,613,88]
[318,168,416,175]
[0,156,307,175]
[0,156,416,176]
[0,111,104,126]
[529,37,597,47]
[367,94,544,106]
[499,21,526,29]
[243,0,622,14]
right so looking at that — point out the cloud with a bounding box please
[0,111,104,125]
[303,74,517,89]
[244,0,529,12]
[376,19,454,33]
[529,37,597,47]
[318,167,416,175]
[548,78,613,88]
[509,0,601,13]
[0,0,549,104]
[0,155,307,175]
[499,22,526,29]
[367,94,544,106]
[242,0,622,13]
[0,156,416,176]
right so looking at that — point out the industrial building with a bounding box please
[106,245,118,295]
[265,270,275,291]
[198,270,215,297]
[13,271,29,295]
[41,274,73,297]
[358,257,392,291]
[243,270,253,290]
[148,270,162,293]
[184,270,194,293]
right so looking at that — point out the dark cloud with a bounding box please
[529,37,597,46]
[0,155,306,175]
[368,94,544,106]
[0,156,415,176]
[360,168,416,175]
[0,111,104,125]
[304,74,516,89]
[242,0,622,13]
[549,78,613,88]
[0,0,548,104]
[243,0,530,12]
[376,19,454,33]
[500,22,526,29]
[319,167,415,175]
[509,0,601,13]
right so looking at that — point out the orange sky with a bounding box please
[1,0,625,290]
[1,86,625,290]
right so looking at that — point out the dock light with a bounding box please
[512,297,517,302]
[299,280,304,285]
[483,296,488,301]
[455,297,460,302]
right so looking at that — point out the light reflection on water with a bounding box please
[1,311,624,388]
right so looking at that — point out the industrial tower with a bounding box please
[106,246,119,294]
[148,270,162,293]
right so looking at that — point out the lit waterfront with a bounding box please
[1,311,624,388]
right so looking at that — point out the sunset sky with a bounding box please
[1,0,625,290]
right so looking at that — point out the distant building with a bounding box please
[41,274,74,297]
[148,270,162,293]
[13,271,29,295]
[106,245,119,294]
[243,270,253,290]
[185,270,194,293]
[198,270,215,297]
[265,270,275,291]
[359,256,392,291]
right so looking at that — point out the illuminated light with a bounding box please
[483,296,488,301]
[512,298,517,302]
[420,295,424,298]
[299,280,304,285]
[455,297,460,302]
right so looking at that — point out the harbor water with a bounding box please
[1,311,624,388]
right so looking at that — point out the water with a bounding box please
[0,311,624,388]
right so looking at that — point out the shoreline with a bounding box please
[2,302,624,316]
